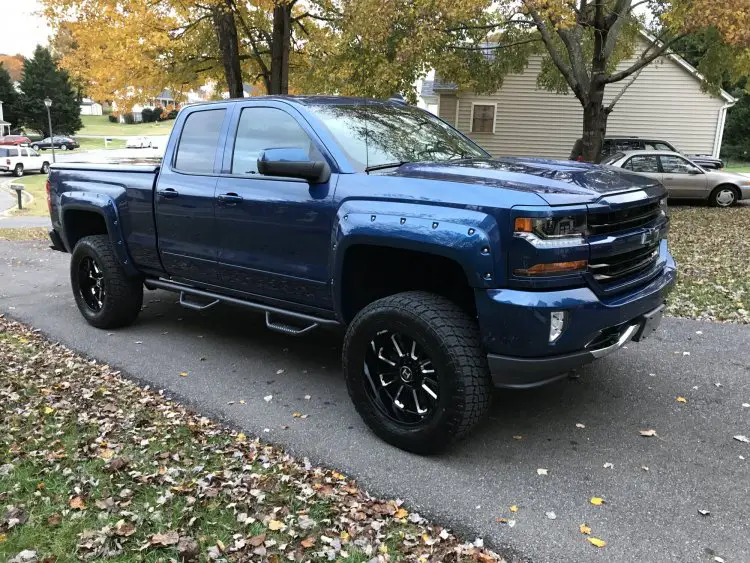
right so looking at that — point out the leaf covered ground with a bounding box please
[0,317,504,563]
[667,204,750,323]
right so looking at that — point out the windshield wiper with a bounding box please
[365,161,409,173]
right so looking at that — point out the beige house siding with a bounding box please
[438,94,457,126]
[441,39,728,159]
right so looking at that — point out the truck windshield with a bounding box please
[306,103,489,172]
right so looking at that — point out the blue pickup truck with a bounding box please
[47,97,676,453]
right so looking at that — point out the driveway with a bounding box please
[0,240,748,563]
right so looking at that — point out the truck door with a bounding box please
[214,104,337,310]
[154,106,229,285]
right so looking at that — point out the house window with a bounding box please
[471,104,495,133]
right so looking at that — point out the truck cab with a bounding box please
[47,97,676,454]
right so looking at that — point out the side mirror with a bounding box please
[257,148,330,184]
[688,168,702,175]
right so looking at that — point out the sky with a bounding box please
[0,0,50,57]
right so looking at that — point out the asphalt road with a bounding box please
[1,240,748,563]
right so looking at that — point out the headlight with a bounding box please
[514,215,586,248]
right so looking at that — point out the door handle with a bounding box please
[157,188,179,199]
[217,193,243,205]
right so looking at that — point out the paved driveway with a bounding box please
[0,240,748,563]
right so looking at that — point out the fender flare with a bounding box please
[59,191,139,277]
[330,200,501,321]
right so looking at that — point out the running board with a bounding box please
[144,278,339,333]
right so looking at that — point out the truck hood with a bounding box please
[386,157,659,205]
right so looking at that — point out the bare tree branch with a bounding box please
[603,34,686,83]
[449,37,541,51]
[602,0,632,59]
[524,4,582,98]
[606,65,643,111]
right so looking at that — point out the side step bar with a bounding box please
[144,278,340,334]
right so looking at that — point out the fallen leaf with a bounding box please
[268,519,284,531]
[292,412,303,418]
[47,514,62,527]
[300,536,316,548]
[639,429,657,437]
[248,535,265,547]
[676,396,688,403]
[177,536,199,561]
[43,406,54,415]
[114,519,137,537]
[537,468,548,475]
[394,508,408,519]
[69,496,86,510]
[587,537,606,548]
[545,511,556,520]
[264,395,273,402]
[150,530,180,546]
[510,505,518,512]
[603,462,614,469]
[733,435,749,444]
[580,524,591,535]
[590,497,605,506]
[179,372,188,377]
[512,435,523,440]
[236,432,246,443]
[576,423,586,429]
[742,403,749,408]
[276,369,285,375]
[98,448,115,460]
[641,466,649,471]
[698,509,711,516]
[304,395,311,400]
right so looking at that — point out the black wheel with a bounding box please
[343,291,492,454]
[40,162,50,174]
[70,235,143,328]
[13,163,23,177]
[31,144,39,151]
[709,185,738,207]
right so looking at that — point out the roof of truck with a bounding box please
[187,96,404,109]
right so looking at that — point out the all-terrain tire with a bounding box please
[343,291,492,454]
[70,235,143,329]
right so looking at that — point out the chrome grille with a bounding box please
[588,200,661,236]
[589,242,660,284]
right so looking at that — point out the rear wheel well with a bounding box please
[64,210,108,249]
[340,245,476,323]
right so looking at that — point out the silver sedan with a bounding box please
[603,150,750,207]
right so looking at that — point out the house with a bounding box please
[428,33,736,159]
[0,101,10,136]
[416,78,438,115]
[79,98,103,116]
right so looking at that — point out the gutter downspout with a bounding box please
[712,102,733,159]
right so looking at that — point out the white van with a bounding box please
[0,145,51,177]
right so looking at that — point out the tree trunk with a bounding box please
[581,82,609,163]
[212,3,244,99]
[270,3,292,95]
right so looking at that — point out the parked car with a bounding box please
[31,136,79,151]
[603,150,750,207]
[126,136,152,148]
[47,97,676,454]
[570,136,724,170]
[0,135,32,146]
[0,145,51,176]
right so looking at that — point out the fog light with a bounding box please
[550,311,567,342]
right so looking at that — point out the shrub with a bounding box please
[167,109,178,120]
[108,114,119,123]
[141,107,154,123]
[123,113,135,124]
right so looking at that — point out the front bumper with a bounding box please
[478,247,676,388]
[739,185,750,201]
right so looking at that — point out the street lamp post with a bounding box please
[43,98,55,164]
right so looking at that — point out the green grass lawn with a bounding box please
[79,115,174,137]
[6,174,48,217]
[724,163,750,173]
[76,137,127,151]
[0,318,490,563]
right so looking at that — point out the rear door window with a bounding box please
[174,109,226,174]
[624,155,660,173]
